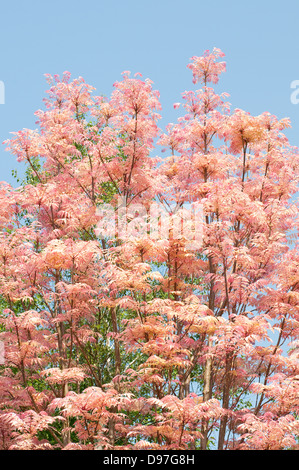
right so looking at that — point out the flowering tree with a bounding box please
[0,48,298,450]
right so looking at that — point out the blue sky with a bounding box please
[1,0,299,185]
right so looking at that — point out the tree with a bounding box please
[0,48,298,450]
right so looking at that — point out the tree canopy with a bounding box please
[0,48,298,450]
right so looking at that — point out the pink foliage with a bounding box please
[0,49,298,450]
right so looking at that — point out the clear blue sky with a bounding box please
[1,0,299,186]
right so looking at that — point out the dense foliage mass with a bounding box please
[0,49,298,450]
